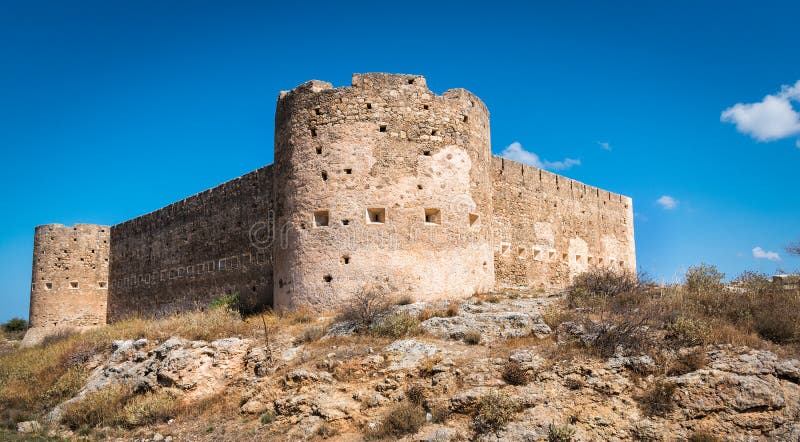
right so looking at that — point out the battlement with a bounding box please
[491,156,632,206]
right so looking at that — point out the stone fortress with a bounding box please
[24,73,635,344]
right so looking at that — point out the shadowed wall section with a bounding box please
[106,165,275,321]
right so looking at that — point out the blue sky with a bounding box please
[1,0,799,321]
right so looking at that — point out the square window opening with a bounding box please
[469,213,479,226]
[575,255,582,263]
[316,146,322,155]
[341,255,350,265]
[424,208,441,225]
[431,129,439,136]
[500,243,511,255]
[314,107,321,115]
[423,104,429,110]
[70,281,78,289]
[341,219,350,226]
[408,78,415,84]
[45,282,53,290]
[463,115,469,123]
[98,281,107,289]
[321,171,328,181]
[344,168,352,174]
[310,128,317,137]
[313,210,329,227]
[379,124,387,132]
[323,274,333,283]
[562,253,568,262]
[366,103,372,109]
[366,208,386,224]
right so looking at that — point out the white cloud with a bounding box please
[721,80,800,142]
[656,195,678,210]
[500,142,581,171]
[752,246,781,262]
[597,141,611,151]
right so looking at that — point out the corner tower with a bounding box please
[272,73,494,309]
[23,224,110,345]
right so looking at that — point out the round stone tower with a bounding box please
[25,223,110,344]
[272,73,494,309]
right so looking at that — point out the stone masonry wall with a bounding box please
[271,73,495,309]
[106,165,275,321]
[27,224,110,334]
[492,156,636,288]
[25,73,637,340]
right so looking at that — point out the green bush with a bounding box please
[208,293,240,311]
[685,263,724,295]
[2,318,28,333]
[566,268,638,309]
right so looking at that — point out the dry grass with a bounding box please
[121,390,177,427]
[0,306,255,429]
[418,301,461,322]
[60,384,135,429]
[371,312,421,338]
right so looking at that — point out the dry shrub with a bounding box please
[542,305,575,330]
[463,330,482,345]
[297,325,325,343]
[502,360,529,386]
[418,302,459,322]
[371,312,420,338]
[316,422,339,438]
[61,384,135,429]
[472,391,518,434]
[446,301,460,317]
[338,284,393,326]
[668,348,708,376]
[548,422,575,442]
[666,316,711,346]
[688,431,721,442]
[418,355,442,377]
[430,403,450,423]
[369,402,426,439]
[751,291,800,343]
[396,294,415,306]
[122,390,176,427]
[590,319,654,359]
[406,383,426,405]
[567,268,639,309]
[639,379,676,416]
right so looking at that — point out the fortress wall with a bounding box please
[106,165,275,321]
[26,224,110,342]
[272,74,495,308]
[491,156,636,288]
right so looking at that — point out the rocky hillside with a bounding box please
[2,277,799,441]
